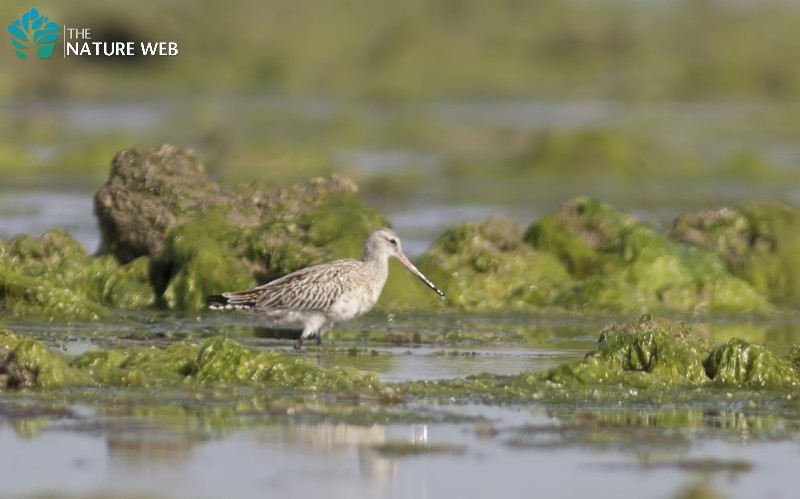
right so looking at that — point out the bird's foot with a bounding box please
[316,334,322,347]
[293,338,303,350]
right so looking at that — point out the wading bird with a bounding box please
[208,228,445,349]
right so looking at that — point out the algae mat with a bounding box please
[1,313,800,499]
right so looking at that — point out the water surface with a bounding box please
[3,313,800,498]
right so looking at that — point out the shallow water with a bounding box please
[0,188,100,253]
[2,422,687,499]
[3,313,800,498]
[3,394,800,499]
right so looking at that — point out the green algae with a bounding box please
[63,335,380,393]
[786,343,800,370]
[155,210,256,310]
[0,231,109,320]
[670,202,800,305]
[190,337,380,392]
[584,316,710,386]
[524,197,773,314]
[704,338,799,389]
[0,330,382,395]
[0,230,154,320]
[399,316,800,404]
[0,265,108,321]
[382,217,572,311]
[0,330,88,389]
[77,256,155,309]
[71,343,198,388]
[524,196,634,278]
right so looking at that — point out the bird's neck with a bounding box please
[362,253,390,287]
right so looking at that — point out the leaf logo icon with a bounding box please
[8,8,60,59]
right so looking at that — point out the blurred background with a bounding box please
[3,0,800,255]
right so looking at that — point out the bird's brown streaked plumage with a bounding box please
[207,228,445,349]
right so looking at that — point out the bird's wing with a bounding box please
[219,259,360,311]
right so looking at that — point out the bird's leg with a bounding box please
[296,317,327,350]
[315,325,330,347]
[296,323,316,350]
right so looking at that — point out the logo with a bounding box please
[8,8,60,60]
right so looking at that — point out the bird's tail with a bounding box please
[206,294,256,310]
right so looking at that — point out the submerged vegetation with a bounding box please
[400,316,800,406]
[1,316,798,414]
[0,328,380,393]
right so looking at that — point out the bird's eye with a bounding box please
[389,238,397,246]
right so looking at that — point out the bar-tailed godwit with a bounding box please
[208,228,445,349]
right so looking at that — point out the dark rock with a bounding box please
[94,145,366,266]
[94,145,235,263]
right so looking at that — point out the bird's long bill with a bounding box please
[396,253,446,301]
